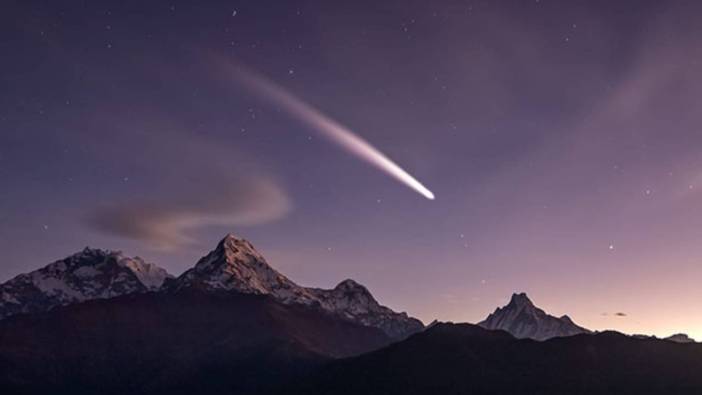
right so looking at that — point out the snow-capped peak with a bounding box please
[218,233,267,262]
[479,292,590,341]
[334,279,367,292]
[174,234,305,299]
[119,256,172,290]
[0,248,172,320]
[172,234,424,339]
[508,292,533,307]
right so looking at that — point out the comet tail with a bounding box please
[230,64,435,200]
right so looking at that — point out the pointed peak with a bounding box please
[222,233,243,242]
[176,233,277,292]
[172,234,424,339]
[218,233,246,248]
[480,292,591,340]
[214,234,259,256]
[334,279,366,291]
[508,292,533,307]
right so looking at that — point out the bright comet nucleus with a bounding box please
[227,62,435,200]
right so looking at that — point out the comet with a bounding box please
[228,63,435,200]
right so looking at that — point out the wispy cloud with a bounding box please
[88,177,290,250]
[77,107,292,250]
[602,312,628,317]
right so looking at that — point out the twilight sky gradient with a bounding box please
[2,0,702,339]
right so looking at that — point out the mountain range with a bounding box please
[169,234,423,339]
[0,233,699,394]
[0,234,422,340]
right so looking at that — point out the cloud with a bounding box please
[69,103,294,251]
[602,312,628,317]
[88,176,290,250]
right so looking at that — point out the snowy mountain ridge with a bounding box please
[0,234,423,339]
[172,234,424,339]
[478,292,590,340]
[0,247,172,320]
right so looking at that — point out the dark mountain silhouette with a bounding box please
[295,322,702,395]
[0,289,389,394]
[665,333,696,343]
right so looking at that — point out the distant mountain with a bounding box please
[0,290,389,394]
[631,333,697,343]
[296,322,702,395]
[0,248,172,320]
[478,292,590,340]
[0,235,422,339]
[0,234,409,394]
[666,333,696,343]
[1,237,701,394]
[171,234,423,339]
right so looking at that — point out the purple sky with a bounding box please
[2,0,701,338]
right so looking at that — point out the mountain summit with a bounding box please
[478,292,590,340]
[171,234,424,339]
[0,248,172,320]
[172,234,313,301]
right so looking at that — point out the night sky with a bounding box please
[2,0,702,338]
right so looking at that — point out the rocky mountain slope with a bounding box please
[478,292,590,340]
[0,248,172,320]
[171,234,423,339]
